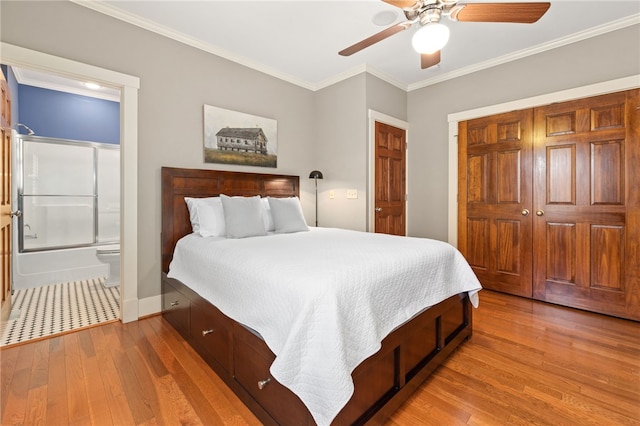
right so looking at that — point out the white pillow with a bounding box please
[261,198,275,232]
[184,197,226,237]
[267,197,309,234]
[220,194,267,238]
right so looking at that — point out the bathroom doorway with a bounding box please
[1,64,122,346]
[1,42,140,339]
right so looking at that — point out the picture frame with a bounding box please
[203,105,277,168]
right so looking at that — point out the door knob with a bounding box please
[375,207,382,212]
[521,209,530,216]
[536,210,544,216]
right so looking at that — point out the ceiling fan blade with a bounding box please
[421,51,441,69]
[339,21,412,56]
[382,0,418,8]
[451,2,550,23]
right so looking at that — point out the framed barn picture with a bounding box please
[203,105,277,168]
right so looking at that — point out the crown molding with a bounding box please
[408,14,640,92]
[70,0,317,91]
[71,1,639,93]
[310,64,409,92]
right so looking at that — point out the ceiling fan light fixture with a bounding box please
[411,22,450,54]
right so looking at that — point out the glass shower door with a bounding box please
[20,139,96,251]
[97,147,120,243]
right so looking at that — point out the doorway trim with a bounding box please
[367,109,409,233]
[447,74,640,247]
[1,42,140,323]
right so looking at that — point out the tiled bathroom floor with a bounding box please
[0,278,120,347]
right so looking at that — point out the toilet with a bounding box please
[96,244,120,288]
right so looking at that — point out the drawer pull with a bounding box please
[170,301,180,307]
[257,378,271,390]
[201,329,215,337]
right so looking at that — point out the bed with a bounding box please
[161,167,481,426]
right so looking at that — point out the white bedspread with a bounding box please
[168,228,481,425]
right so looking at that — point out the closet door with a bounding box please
[532,89,640,320]
[458,110,534,297]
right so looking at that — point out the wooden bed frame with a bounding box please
[161,167,473,425]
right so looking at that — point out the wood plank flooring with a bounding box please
[1,290,638,425]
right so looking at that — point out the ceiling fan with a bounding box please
[339,1,551,70]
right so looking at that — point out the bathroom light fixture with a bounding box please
[411,22,450,54]
[84,82,101,90]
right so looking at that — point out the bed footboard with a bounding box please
[162,272,472,425]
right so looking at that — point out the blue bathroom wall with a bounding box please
[17,85,120,144]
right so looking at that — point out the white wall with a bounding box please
[314,73,407,231]
[313,74,367,230]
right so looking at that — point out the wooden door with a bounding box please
[532,89,640,320]
[1,72,12,321]
[374,121,406,235]
[458,110,534,297]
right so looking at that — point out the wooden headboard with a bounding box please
[161,167,300,273]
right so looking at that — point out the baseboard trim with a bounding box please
[139,295,162,318]
[121,297,139,323]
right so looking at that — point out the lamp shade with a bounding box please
[309,170,323,179]
[412,23,450,54]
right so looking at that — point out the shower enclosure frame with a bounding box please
[14,134,120,254]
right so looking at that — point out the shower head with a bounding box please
[16,123,35,135]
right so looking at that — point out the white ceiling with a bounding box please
[14,1,640,95]
[76,0,640,91]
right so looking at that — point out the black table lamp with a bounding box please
[309,170,323,227]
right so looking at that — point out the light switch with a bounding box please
[346,189,358,199]
[329,190,335,199]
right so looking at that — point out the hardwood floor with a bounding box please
[389,291,640,426]
[1,290,638,425]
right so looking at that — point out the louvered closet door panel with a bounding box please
[458,110,534,297]
[532,89,640,320]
